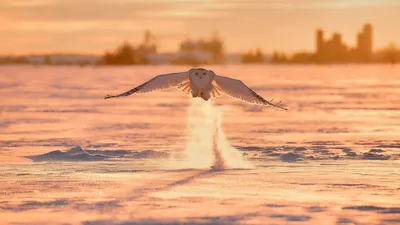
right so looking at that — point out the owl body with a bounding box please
[188,68,215,101]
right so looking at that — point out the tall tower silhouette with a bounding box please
[316,29,324,54]
[357,23,373,61]
[363,23,373,56]
[315,29,325,62]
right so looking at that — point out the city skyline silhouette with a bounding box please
[1,22,398,65]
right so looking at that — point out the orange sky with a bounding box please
[1,0,399,54]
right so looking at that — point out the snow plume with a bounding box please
[171,98,253,170]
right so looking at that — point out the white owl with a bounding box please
[105,68,287,110]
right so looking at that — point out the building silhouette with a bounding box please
[136,30,157,56]
[172,34,225,65]
[314,23,373,63]
[356,24,373,61]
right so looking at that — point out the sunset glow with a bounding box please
[1,1,400,224]
[1,0,399,54]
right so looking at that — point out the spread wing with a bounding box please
[105,71,189,99]
[213,75,287,110]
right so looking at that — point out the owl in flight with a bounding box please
[104,68,287,110]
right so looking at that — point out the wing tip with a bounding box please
[104,94,113,99]
[267,98,287,111]
[266,104,287,111]
[273,104,288,111]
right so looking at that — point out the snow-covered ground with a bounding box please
[0,65,399,224]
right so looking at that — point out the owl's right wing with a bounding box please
[105,71,189,99]
[213,75,287,110]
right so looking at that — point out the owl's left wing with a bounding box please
[105,71,189,99]
[213,75,287,110]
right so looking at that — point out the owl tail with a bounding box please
[201,85,223,101]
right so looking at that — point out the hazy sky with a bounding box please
[1,0,399,54]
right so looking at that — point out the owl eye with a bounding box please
[195,72,198,75]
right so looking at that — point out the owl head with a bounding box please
[189,68,216,79]
[188,68,215,88]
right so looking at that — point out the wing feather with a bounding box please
[105,72,188,99]
[214,75,287,110]
[181,84,191,94]
[210,84,222,98]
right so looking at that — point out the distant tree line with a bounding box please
[0,56,29,64]
[101,30,156,65]
[101,42,149,65]
[241,48,265,63]
[0,55,96,66]
[375,44,400,63]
